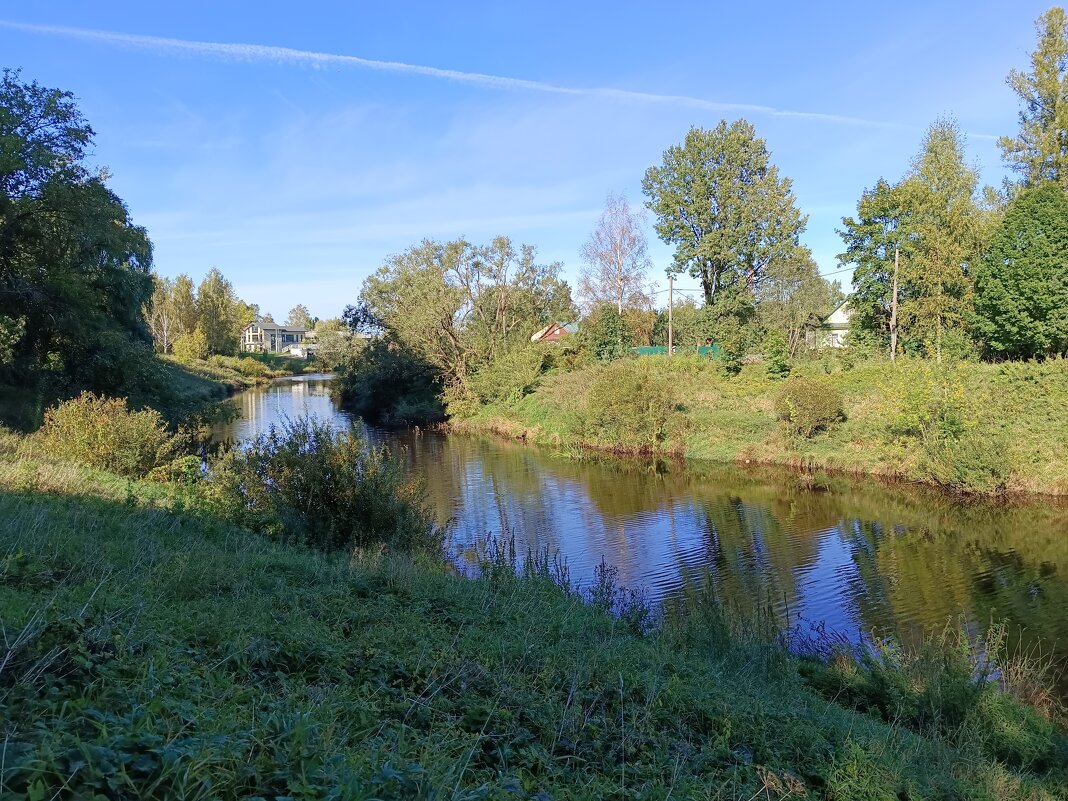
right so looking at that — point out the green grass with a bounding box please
[457,354,1068,496]
[1,443,1066,799]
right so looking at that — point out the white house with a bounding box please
[241,321,307,353]
[807,300,852,348]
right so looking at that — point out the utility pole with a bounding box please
[890,247,899,363]
[667,274,674,356]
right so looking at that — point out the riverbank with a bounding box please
[452,355,1068,496]
[1,430,1066,798]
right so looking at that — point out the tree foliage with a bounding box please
[357,237,575,389]
[757,248,842,356]
[999,7,1068,191]
[973,183,1068,359]
[642,120,807,306]
[578,192,653,313]
[0,69,154,407]
[839,120,987,359]
[287,303,312,328]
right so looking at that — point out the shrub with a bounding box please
[467,345,553,407]
[211,417,441,554]
[580,305,633,362]
[33,393,178,477]
[333,336,444,426]
[774,377,844,438]
[171,324,208,362]
[885,366,1012,494]
[583,360,679,449]
[763,329,791,379]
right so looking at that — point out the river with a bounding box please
[212,374,1068,688]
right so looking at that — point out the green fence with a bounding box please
[632,345,721,357]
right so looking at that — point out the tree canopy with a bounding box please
[999,7,1068,190]
[578,192,653,313]
[642,120,807,306]
[0,69,153,405]
[973,183,1068,359]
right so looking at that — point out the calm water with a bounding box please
[212,375,1068,684]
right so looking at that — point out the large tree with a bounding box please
[357,237,574,388]
[642,120,807,305]
[897,119,985,360]
[999,7,1068,190]
[0,69,153,405]
[973,183,1068,359]
[578,192,653,313]
[838,120,986,358]
[196,268,241,356]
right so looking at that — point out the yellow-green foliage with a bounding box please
[467,345,552,406]
[774,376,845,438]
[583,358,681,450]
[32,393,177,477]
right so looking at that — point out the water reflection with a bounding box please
[211,376,1068,696]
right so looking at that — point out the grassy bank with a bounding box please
[165,352,314,391]
[1,431,1066,799]
[453,354,1068,496]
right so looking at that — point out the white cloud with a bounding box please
[0,18,916,131]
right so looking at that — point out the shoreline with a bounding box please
[446,414,1068,501]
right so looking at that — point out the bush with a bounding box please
[583,360,679,449]
[467,345,553,407]
[333,336,444,426]
[580,305,633,362]
[211,417,441,554]
[763,329,791,379]
[774,377,844,438]
[885,366,1012,494]
[34,393,178,477]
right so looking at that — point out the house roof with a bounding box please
[244,322,307,333]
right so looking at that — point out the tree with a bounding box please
[757,248,842,356]
[578,192,653,313]
[837,179,910,349]
[0,69,153,406]
[145,274,176,354]
[196,268,240,356]
[171,274,198,337]
[358,237,575,389]
[580,305,634,362]
[287,304,312,328]
[999,7,1068,190]
[642,120,808,306]
[838,119,986,359]
[897,119,984,361]
[972,183,1068,359]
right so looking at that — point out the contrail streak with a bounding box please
[1,18,913,130]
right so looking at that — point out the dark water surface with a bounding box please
[212,375,1068,686]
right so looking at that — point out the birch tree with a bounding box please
[578,192,653,313]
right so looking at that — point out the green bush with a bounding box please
[763,329,791,379]
[583,360,679,450]
[580,305,633,362]
[467,345,553,407]
[886,367,1012,493]
[211,417,442,554]
[34,393,177,477]
[774,377,844,438]
[333,336,444,426]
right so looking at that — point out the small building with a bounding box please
[530,322,578,343]
[282,342,318,359]
[241,321,307,353]
[808,300,852,348]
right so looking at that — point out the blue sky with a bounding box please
[0,2,1053,319]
